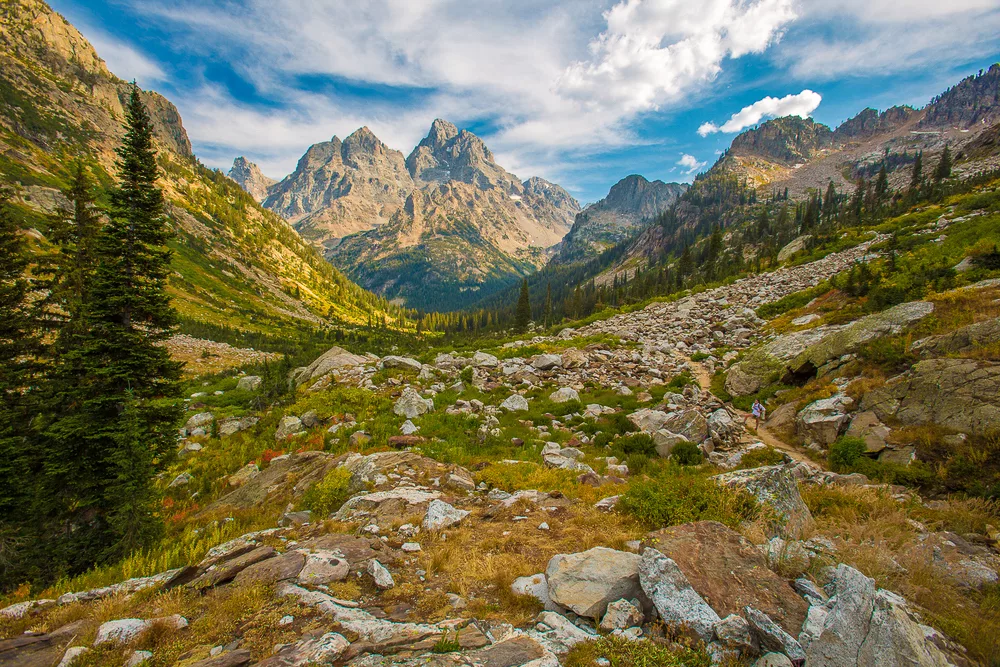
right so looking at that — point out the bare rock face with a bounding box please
[862,358,1000,438]
[228,157,276,202]
[265,127,416,244]
[555,175,687,263]
[643,521,808,635]
[545,547,644,619]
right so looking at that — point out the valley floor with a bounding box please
[2,231,999,667]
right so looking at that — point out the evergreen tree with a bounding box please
[514,278,531,332]
[934,145,952,182]
[543,282,553,328]
[909,151,923,192]
[0,192,45,587]
[874,165,889,203]
[46,84,183,564]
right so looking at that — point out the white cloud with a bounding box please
[698,89,821,136]
[556,0,797,114]
[85,31,166,84]
[678,154,706,175]
[778,1,1000,79]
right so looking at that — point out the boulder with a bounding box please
[912,316,1000,357]
[297,550,351,585]
[382,355,422,372]
[367,559,394,590]
[627,409,670,433]
[545,547,643,619]
[500,394,530,412]
[708,408,741,443]
[335,487,441,523]
[422,499,469,531]
[511,573,561,611]
[755,654,794,667]
[652,430,690,457]
[236,376,262,392]
[218,416,258,437]
[275,416,304,440]
[472,351,499,367]
[532,354,563,370]
[713,614,756,654]
[549,387,580,404]
[293,345,368,386]
[713,465,814,539]
[744,606,805,663]
[661,409,709,443]
[255,632,349,667]
[393,388,433,419]
[638,547,720,642]
[227,464,260,488]
[185,412,214,431]
[643,521,808,635]
[862,358,1000,438]
[777,235,813,263]
[845,411,890,453]
[796,396,853,446]
[804,564,876,666]
[599,598,644,631]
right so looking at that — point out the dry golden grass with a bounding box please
[384,504,643,626]
[801,484,1000,664]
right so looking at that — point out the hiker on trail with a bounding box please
[747,399,765,430]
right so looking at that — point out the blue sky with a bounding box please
[50,0,1000,205]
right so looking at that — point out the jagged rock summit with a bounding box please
[556,174,687,263]
[259,118,580,310]
[227,157,276,202]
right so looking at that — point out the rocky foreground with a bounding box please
[3,238,998,667]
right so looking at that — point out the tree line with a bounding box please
[1,86,183,590]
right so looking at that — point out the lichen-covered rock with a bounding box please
[638,547,720,641]
[393,388,433,418]
[600,598,644,631]
[422,499,469,531]
[862,358,1000,437]
[500,394,529,412]
[713,465,814,539]
[549,387,580,403]
[796,396,853,445]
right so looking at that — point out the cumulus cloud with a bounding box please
[698,89,821,136]
[556,0,797,114]
[85,31,166,84]
[678,154,707,175]
[777,0,1000,79]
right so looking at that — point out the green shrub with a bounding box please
[828,436,868,470]
[738,446,785,469]
[566,635,712,667]
[858,336,916,373]
[611,433,656,458]
[301,467,354,518]
[670,441,703,466]
[690,352,710,362]
[756,282,830,319]
[601,412,638,436]
[459,366,474,384]
[431,631,461,654]
[618,466,758,529]
[624,453,652,476]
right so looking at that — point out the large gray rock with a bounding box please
[293,346,368,385]
[912,316,1000,357]
[713,465,814,539]
[393,388,433,418]
[549,387,580,404]
[744,606,805,663]
[661,409,709,443]
[422,499,469,531]
[545,547,643,619]
[236,376,262,392]
[600,598,644,631]
[185,412,214,430]
[500,394,530,412]
[726,301,933,397]
[275,415,304,440]
[638,548,719,642]
[652,429,690,457]
[381,355,422,372]
[845,411,890,453]
[531,354,563,370]
[472,351,499,368]
[862,358,1000,438]
[796,396,853,445]
[777,235,813,263]
[806,564,955,667]
[627,408,670,433]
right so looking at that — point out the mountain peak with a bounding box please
[228,157,276,202]
[426,118,459,145]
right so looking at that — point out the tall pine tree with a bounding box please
[0,192,46,588]
[46,84,183,564]
[514,278,531,332]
